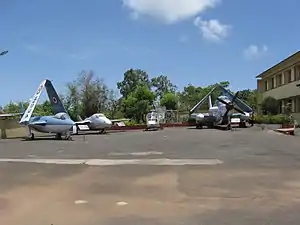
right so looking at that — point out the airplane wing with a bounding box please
[20,80,46,124]
[74,120,91,125]
[0,113,23,118]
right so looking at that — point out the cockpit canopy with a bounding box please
[54,112,70,120]
[94,113,105,119]
[147,112,158,121]
[214,95,230,106]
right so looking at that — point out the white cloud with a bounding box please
[193,17,231,42]
[243,44,268,59]
[122,0,221,24]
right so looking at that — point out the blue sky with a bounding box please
[0,0,299,105]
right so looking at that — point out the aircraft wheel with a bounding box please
[55,133,62,140]
[227,124,232,131]
[29,133,34,140]
[99,129,105,134]
[196,124,203,129]
[66,135,72,140]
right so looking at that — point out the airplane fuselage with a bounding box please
[28,115,75,134]
[85,115,113,130]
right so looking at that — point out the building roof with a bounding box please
[256,51,300,78]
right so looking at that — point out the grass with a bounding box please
[4,127,28,139]
[1,126,51,139]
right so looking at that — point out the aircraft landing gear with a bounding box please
[29,133,34,140]
[99,129,106,134]
[64,132,72,140]
[55,133,62,140]
[27,127,34,140]
[196,123,203,129]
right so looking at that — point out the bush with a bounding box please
[253,114,292,124]
[124,120,145,126]
[261,97,279,115]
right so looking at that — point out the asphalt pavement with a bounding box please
[0,127,300,225]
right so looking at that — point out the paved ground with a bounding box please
[1,127,300,225]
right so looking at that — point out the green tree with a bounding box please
[64,70,110,119]
[237,89,257,110]
[117,69,151,98]
[160,92,178,110]
[35,100,52,115]
[261,96,279,115]
[2,101,22,113]
[106,89,123,119]
[151,75,177,99]
[121,85,155,123]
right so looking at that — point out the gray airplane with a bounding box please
[19,79,75,140]
[190,84,253,129]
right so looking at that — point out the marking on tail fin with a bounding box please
[20,80,46,124]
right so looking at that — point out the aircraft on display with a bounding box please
[145,110,163,131]
[189,84,253,130]
[74,114,130,134]
[19,79,75,140]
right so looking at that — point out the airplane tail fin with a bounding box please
[208,95,212,108]
[44,79,67,114]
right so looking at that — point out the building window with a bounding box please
[264,80,268,91]
[296,65,300,81]
[297,97,300,113]
[270,78,274,89]
[277,74,282,86]
[284,70,292,84]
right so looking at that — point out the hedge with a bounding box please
[253,115,292,124]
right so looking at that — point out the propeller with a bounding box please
[217,91,246,119]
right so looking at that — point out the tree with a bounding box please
[64,70,110,118]
[178,81,230,112]
[106,89,123,119]
[2,101,22,113]
[117,69,151,98]
[261,96,279,115]
[160,92,178,110]
[151,75,177,99]
[121,85,155,123]
[237,89,257,110]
